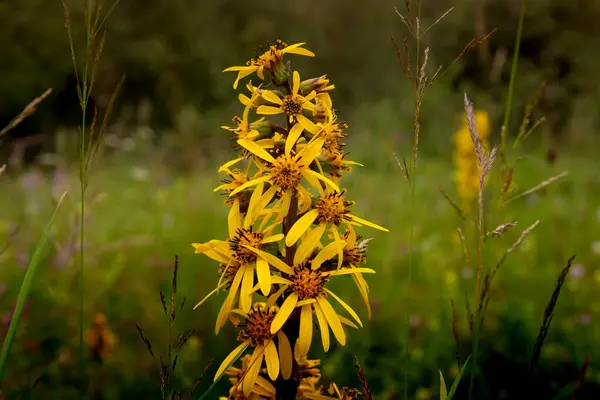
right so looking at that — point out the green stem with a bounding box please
[500,0,526,167]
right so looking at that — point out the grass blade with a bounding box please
[448,355,470,400]
[0,192,68,382]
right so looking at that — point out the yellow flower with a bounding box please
[311,95,347,153]
[453,109,491,207]
[192,183,289,331]
[220,355,277,400]
[284,189,388,250]
[214,303,293,397]
[221,92,263,141]
[247,238,374,359]
[228,135,340,221]
[223,41,315,89]
[258,71,319,133]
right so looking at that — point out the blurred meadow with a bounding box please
[1,0,600,399]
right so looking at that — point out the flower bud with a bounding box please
[299,75,335,95]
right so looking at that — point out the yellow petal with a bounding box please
[350,215,389,232]
[215,293,234,334]
[256,258,272,296]
[262,233,284,244]
[296,299,316,307]
[254,377,276,396]
[257,105,284,115]
[244,247,293,274]
[243,346,265,396]
[339,316,359,329]
[223,66,247,72]
[312,240,346,270]
[286,123,304,156]
[230,175,271,197]
[214,341,249,382]
[277,331,293,380]
[316,297,346,346]
[240,264,254,312]
[352,273,371,320]
[325,267,376,277]
[270,293,299,333]
[276,189,293,222]
[292,71,300,95]
[324,288,362,328]
[253,185,278,217]
[228,198,242,238]
[266,285,287,309]
[298,137,325,166]
[313,301,330,352]
[297,114,319,134]
[237,139,276,164]
[262,90,284,105]
[282,43,315,57]
[218,157,244,174]
[294,223,326,266]
[264,340,280,381]
[193,281,226,310]
[244,182,264,228]
[304,169,340,193]
[295,304,313,359]
[286,209,319,247]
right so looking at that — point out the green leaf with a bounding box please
[447,355,471,400]
[440,370,448,400]
[0,192,68,382]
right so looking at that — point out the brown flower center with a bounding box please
[229,228,264,264]
[270,154,302,190]
[237,305,277,346]
[316,191,353,225]
[282,96,303,117]
[290,265,327,300]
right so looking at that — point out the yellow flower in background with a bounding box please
[453,109,491,209]
[223,40,315,89]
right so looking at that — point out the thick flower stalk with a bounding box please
[453,109,491,210]
[193,40,387,399]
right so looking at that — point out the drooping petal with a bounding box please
[244,182,264,228]
[214,341,249,382]
[286,123,304,156]
[286,209,319,247]
[244,246,294,274]
[339,316,359,329]
[270,293,299,333]
[238,139,276,163]
[256,258,272,296]
[266,285,287,309]
[350,215,389,232]
[298,137,325,165]
[316,297,346,346]
[295,304,313,359]
[261,90,284,105]
[264,340,280,381]
[311,240,346,270]
[228,198,242,238]
[313,302,330,352]
[193,281,226,310]
[297,114,319,134]
[243,346,265,396]
[240,263,255,312]
[294,223,326,266]
[352,273,371,320]
[253,185,278,217]
[277,331,293,380]
[324,288,362,328]
[229,175,271,197]
[303,169,340,193]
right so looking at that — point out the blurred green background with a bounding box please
[1,0,599,399]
